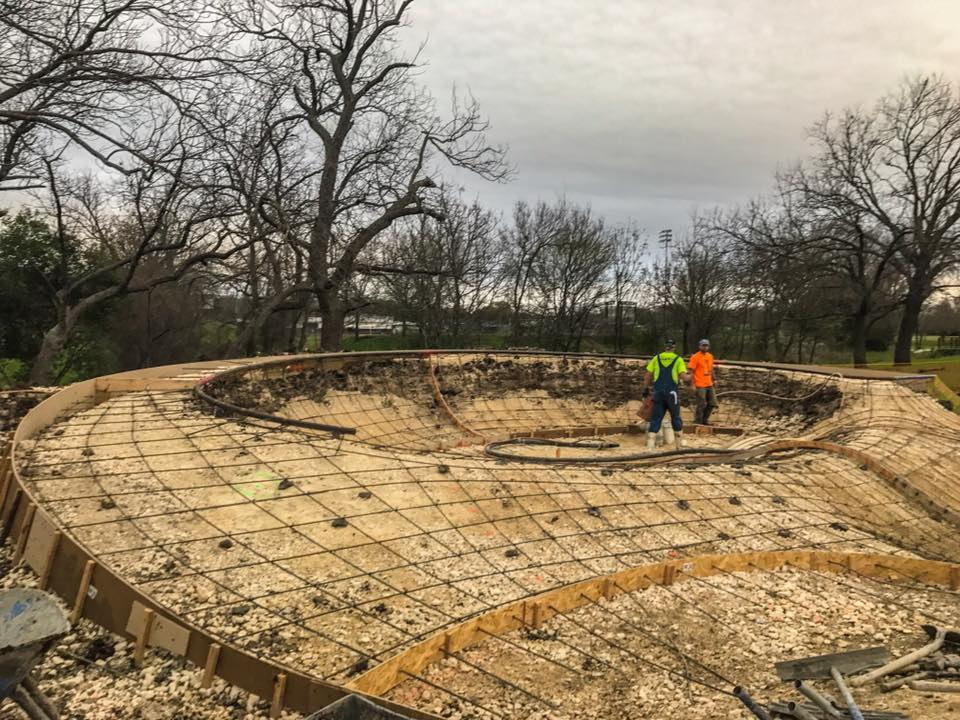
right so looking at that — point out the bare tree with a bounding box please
[220,0,508,351]
[807,76,960,363]
[28,143,245,383]
[532,204,614,351]
[503,200,561,343]
[372,194,501,346]
[670,222,735,355]
[714,200,838,362]
[607,224,647,353]
[0,0,219,192]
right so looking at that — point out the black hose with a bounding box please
[193,385,357,436]
[484,437,764,464]
[502,437,620,450]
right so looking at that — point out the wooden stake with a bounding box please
[13,504,35,561]
[601,578,614,600]
[1,488,22,540]
[270,672,287,719]
[134,608,155,666]
[70,560,96,624]
[530,603,542,629]
[0,457,11,508]
[662,563,676,586]
[39,531,61,590]
[950,567,960,592]
[201,643,221,689]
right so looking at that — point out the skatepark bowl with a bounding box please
[3,350,960,719]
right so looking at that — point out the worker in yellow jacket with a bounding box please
[642,339,690,450]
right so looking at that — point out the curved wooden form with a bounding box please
[1,350,951,717]
[1,359,438,720]
[348,549,960,697]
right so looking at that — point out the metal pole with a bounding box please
[658,228,672,339]
[830,667,865,720]
[733,686,772,720]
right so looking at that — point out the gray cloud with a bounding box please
[404,0,960,232]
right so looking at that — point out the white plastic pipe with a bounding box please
[850,629,946,687]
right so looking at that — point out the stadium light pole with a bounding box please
[658,229,673,339]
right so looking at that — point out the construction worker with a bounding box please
[642,339,689,450]
[689,338,719,425]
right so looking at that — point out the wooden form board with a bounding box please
[126,600,191,656]
[349,549,960,697]
[3,366,442,720]
[21,509,58,582]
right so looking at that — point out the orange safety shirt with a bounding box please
[688,351,715,388]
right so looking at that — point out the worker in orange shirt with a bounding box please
[688,338,719,425]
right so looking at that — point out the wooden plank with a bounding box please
[126,601,190,658]
[70,560,96,624]
[270,673,287,719]
[22,509,58,580]
[1,487,22,540]
[94,378,195,394]
[133,607,155,666]
[201,643,221,689]
[13,503,35,561]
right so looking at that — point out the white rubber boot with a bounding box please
[675,431,684,450]
[663,427,675,447]
[646,433,657,450]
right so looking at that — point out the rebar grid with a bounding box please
[12,352,960,716]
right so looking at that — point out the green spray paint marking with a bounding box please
[233,470,281,500]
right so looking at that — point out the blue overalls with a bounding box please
[649,355,683,434]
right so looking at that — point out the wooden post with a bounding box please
[531,603,542,629]
[134,608,155,666]
[1,488,22,540]
[950,567,960,592]
[39,531,61,590]
[601,578,614,600]
[13,504,35,561]
[662,563,676,586]
[0,457,11,509]
[270,673,287,719]
[201,643,221,689]
[70,560,96,624]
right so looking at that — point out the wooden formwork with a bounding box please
[3,350,955,717]
[3,359,439,720]
[347,549,960,697]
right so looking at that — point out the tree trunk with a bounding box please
[30,323,69,385]
[850,307,869,367]
[319,297,346,352]
[228,283,309,357]
[893,286,926,364]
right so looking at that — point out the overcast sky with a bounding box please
[403,0,960,237]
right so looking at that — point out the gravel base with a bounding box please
[388,566,960,719]
[0,540,305,720]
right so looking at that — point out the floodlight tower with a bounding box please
[658,228,673,282]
